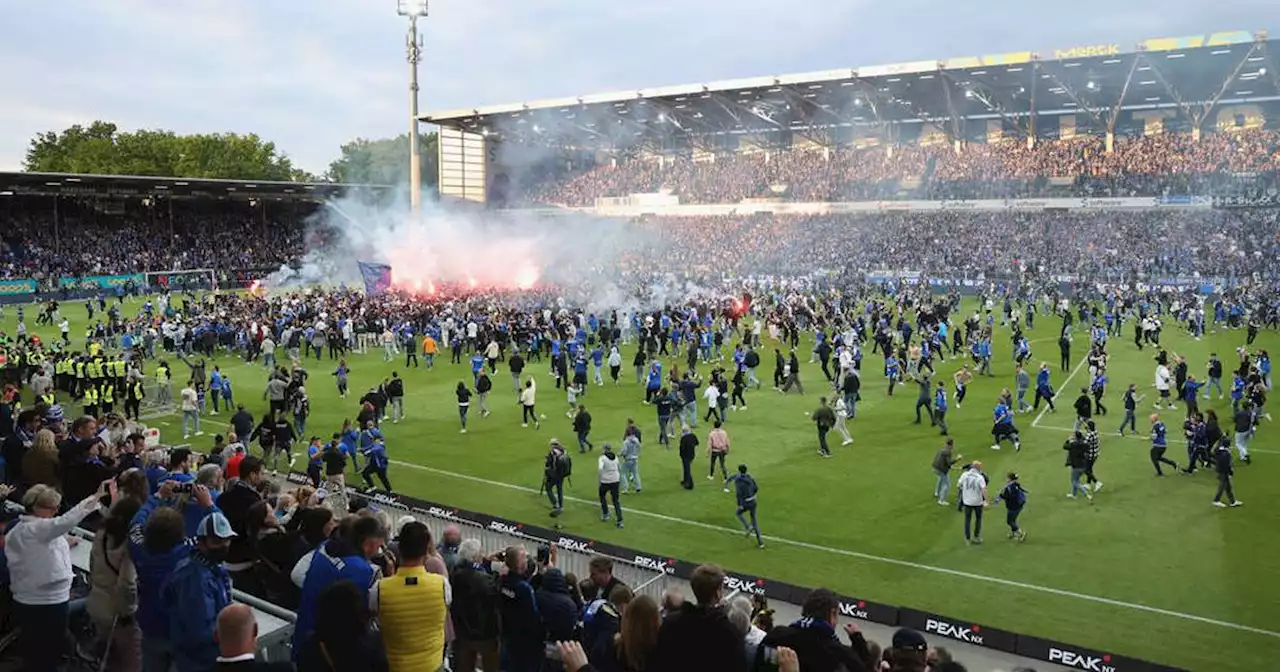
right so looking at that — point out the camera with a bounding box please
[172,482,194,494]
[536,544,551,565]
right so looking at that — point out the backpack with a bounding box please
[546,450,572,480]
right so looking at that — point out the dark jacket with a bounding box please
[214,659,294,672]
[216,480,264,565]
[1074,394,1092,419]
[449,563,501,641]
[652,602,747,672]
[498,572,543,648]
[1063,438,1089,469]
[534,568,578,643]
[754,618,872,672]
[297,629,388,672]
[1214,447,1234,477]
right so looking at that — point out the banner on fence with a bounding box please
[0,279,37,296]
[58,274,144,290]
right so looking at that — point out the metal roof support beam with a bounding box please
[1107,55,1142,135]
[1194,40,1265,136]
[941,70,1027,141]
[850,75,953,144]
[938,70,964,148]
[1040,68,1106,128]
[1138,53,1196,121]
[1028,64,1038,148]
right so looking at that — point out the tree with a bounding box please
[23,121,312,181]
[325,132,437,188]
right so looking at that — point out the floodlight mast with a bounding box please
[397,0,427,213]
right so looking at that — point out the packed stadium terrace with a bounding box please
[3,202,1279,285]
[522,129,1280,206]
[0,199,314,281]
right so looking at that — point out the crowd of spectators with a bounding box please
[0,201,312,281]
[615,208,1280,282]
[525,129,1280,206]
[0,425,976,672]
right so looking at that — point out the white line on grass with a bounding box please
[388,458,1280,640]
[1031,354,1089,429]
[1032,422,1280,455]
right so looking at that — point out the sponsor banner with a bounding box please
[280,471,1172,670]
[0,279,37,296]
[59,273,144,290]
[857,60,939,78]
[834,594,898,626]
[899,608,1018,653]
[1051,43,1120,60]
[1213,194,1280,209]
[1016,634,1186,672]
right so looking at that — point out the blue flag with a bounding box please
[358,261,392,295]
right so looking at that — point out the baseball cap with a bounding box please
[892,627,927,652]
[196,511,237,539]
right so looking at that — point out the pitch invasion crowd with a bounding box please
[527,129,1280,206]
[0,275,1274,672]
[0,234,1277,671]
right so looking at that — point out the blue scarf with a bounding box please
[790,617,837,640]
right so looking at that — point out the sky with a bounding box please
[0,0,1271,175]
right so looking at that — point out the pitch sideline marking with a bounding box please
[387,458,1280,640]
[1031,354,1090,429]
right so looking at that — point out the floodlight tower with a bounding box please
[397,0,428,213]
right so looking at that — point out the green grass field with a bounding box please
[6,297,1279,671]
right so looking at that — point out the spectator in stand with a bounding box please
[129,484,194,672]
[4,481,107,672]
[368,521,451,672]
[536,566,580,657]
[163,511,235,672]
[297,580,389,672]
[498,545,544,672]
[585,555,627,602]
[293,515,388,660]
[754,588,872,671]
[886,628,930,672]
[214,603,293,671]
[449,538,502,672]
[87,496,144,672]
[653,563,747,672]
[217,455,266,591]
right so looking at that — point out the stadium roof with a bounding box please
[423,30,1279,149]
[0,171,393,201]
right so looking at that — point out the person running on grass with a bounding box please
[724,464,763,549]
[993,472,1028,541]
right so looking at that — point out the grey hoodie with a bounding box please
[620,435,641,461]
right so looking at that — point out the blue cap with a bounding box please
[196,511,237,539]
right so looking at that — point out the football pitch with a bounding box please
[6,297,1278,671]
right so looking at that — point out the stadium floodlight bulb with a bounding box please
[1087,80,1097,90]
[397,0,428,16]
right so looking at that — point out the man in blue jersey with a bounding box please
[1149,413,1178,476]
[991,398,1022,452]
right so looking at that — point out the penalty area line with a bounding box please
[388,458,1280,640]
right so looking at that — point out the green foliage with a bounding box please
[325,132,437,188]
[23,121,309,181]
